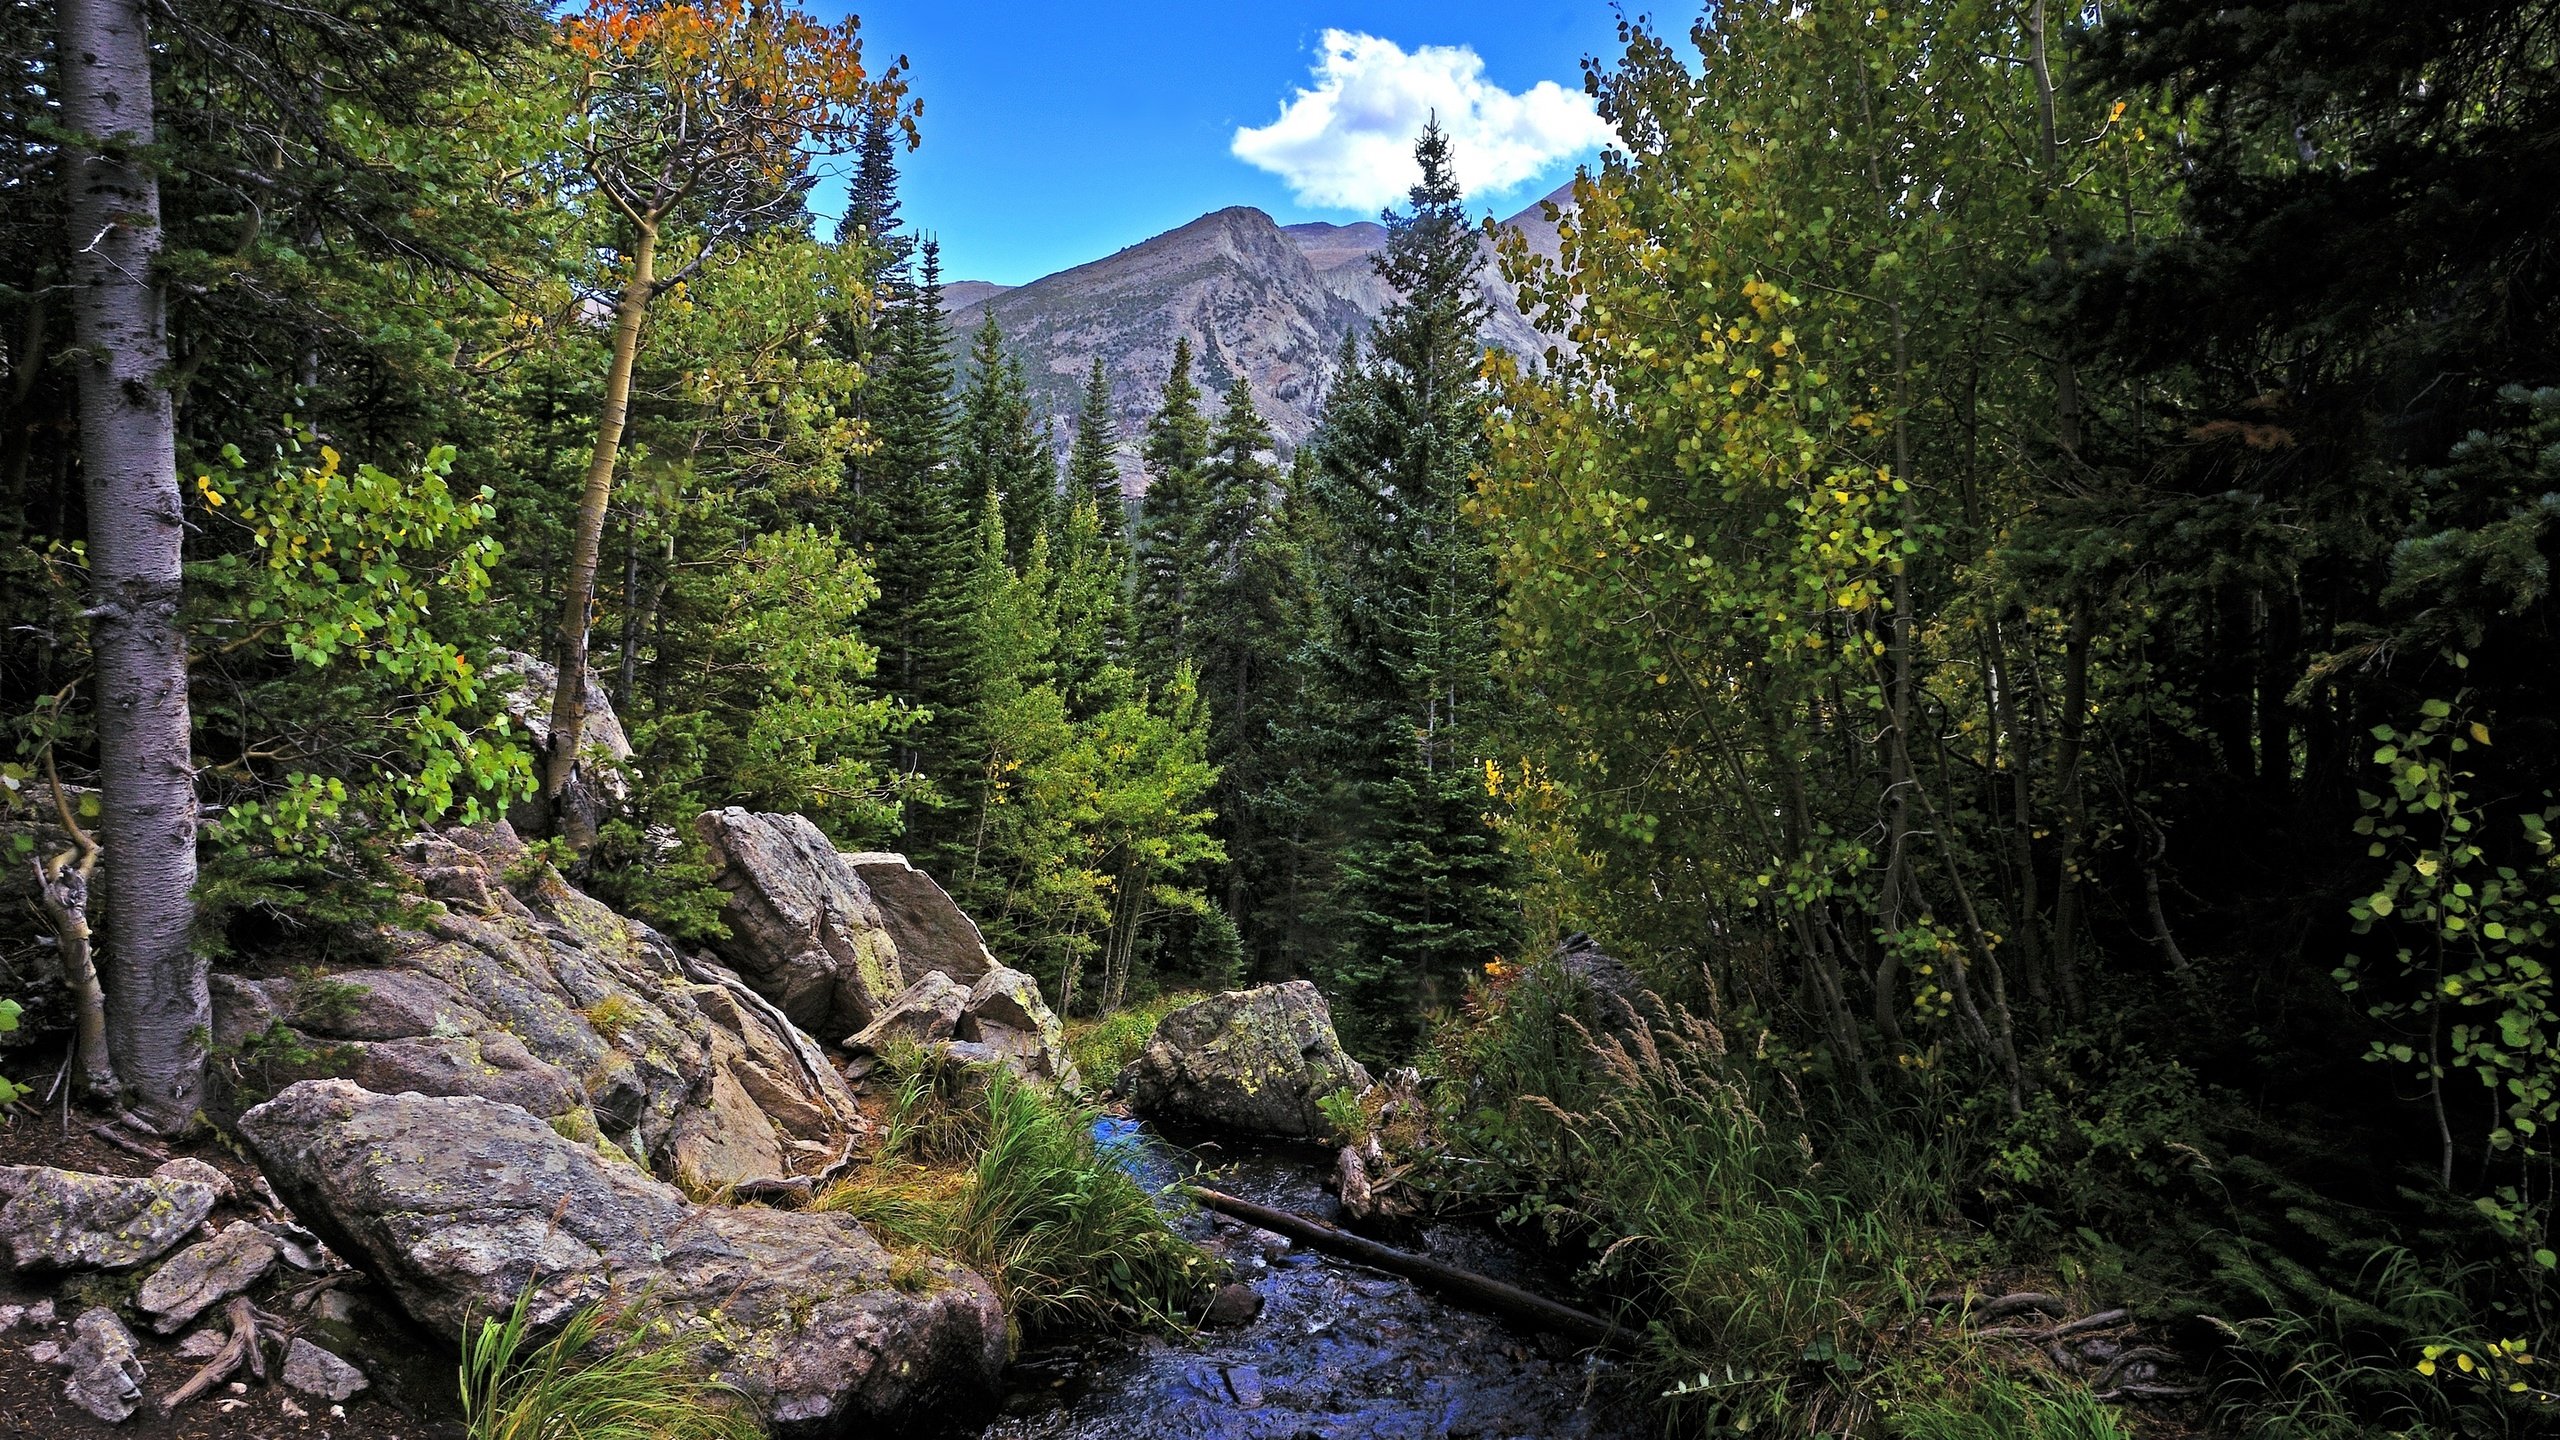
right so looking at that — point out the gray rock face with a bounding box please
[137,1222,281,1332]
[239,1081,1007,1434]
[843,852,999,986]
[0,1298,55,1332]
[1121,982,1370,1138]
[282,1337,369,1402]
[39,1308,144,1422]
[697,808,906,1037]
[209,822,862,1192]
[847,970,970,1053]
[0,1164,217,1272]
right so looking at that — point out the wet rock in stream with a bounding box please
[982,1119,1645,1440]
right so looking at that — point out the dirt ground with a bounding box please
[0,1103,464,1440]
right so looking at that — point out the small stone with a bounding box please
[139,1221,283,1332]
[150,1157,237,1204]
[177,1329,230,1360]
[1203,1282,1263,1328]
[27,1340,62,1364]
[311,1287,363,1326]
[1223,1363,1265,1408]
[227,1381,247,1395]
[42,1308,145,1422]
[283,1336,369,1403]
[280,1397,308,1418]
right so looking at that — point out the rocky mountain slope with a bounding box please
[945,182,1577,484]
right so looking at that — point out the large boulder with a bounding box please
[0,1164,217,1272]
[240,1081,1007,1435]
[209,823,862,1192]
[1556,931,1646,1036]
[841,852,998,987]
[697,809,906,1037]
[1121,982,1370,1139]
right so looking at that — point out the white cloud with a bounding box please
[1233,30,1615,212]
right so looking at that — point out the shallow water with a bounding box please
[981,1119,1650,1440]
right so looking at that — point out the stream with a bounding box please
[980,1119,1650,1440]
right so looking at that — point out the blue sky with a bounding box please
[813,3,1631,286]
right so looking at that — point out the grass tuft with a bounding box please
[460,1288,759,1440]
[816,1057,1210,1336]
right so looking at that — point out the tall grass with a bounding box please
[460,1288,759,1440]
[1430,967,1968,1434]
[817,1057,1210,1335]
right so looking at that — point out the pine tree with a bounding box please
[1187,376,1309,975]
[1047,494,1133,721]
[1301,122,1519,1051]
[1066,356,1129,557]
[954,313,1057,566]
[838,99,915,285]
[830,100,915,554]
[1131,337,1210,677]
[858,240,974,842]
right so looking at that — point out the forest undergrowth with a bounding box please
[1412,958,2553,1439]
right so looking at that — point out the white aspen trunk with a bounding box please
[60,0,206,1128]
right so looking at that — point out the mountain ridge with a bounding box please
[943,182,1576,485]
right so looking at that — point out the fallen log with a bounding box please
[1184,1185,1619,1348]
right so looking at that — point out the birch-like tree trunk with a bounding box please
[59,0,206,1128]
[541,223,657,847]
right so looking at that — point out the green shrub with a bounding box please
[1063,991,1203,1083]
[460,1289,758,1440]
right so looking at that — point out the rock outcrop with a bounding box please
[240,1081,1008,1434]
[282,1337,369,1403]
[697,808,907,1037]
[1556,931,1646,1036]
[955,967,1079,1089]
[841,852,999,986]
[209,822,862,1191]
[846,966,1080,1091]
[1121,982,1369,1138]
[0,1164,217,1272]
[847,970,970,1053]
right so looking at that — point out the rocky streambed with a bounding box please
[985,1118,1647,1440]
